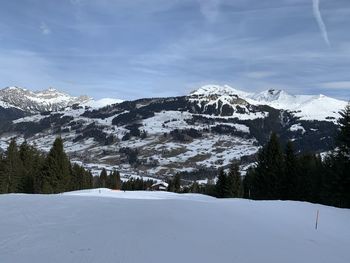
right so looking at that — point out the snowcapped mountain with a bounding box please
[0,84,346,180]
[84,98,124,109]
[190,85,347,121]
[0,86,91,112]
[250,89,295,104]
[248,88,347,121]
[190,84,253,98]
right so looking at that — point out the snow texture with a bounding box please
[0,190,349,263]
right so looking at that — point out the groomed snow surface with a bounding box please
[1,189,349,263]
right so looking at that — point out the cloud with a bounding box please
[40,22,51,35]
[245,71,277,79]
[197,0,221,23]
[321,81,350,89]
[312,0,330,46]
[0,49,55,88]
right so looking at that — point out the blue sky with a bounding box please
[0,0,350,100]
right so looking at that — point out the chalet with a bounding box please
[148,182,168,191]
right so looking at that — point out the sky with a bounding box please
[0,0,350,100]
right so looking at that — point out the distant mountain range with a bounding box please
[0,85,347,180]
[191,85,347,121]
[0,86,123,113]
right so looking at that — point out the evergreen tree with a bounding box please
[284,141,298,200]
[0,138,93,194]
[99,168,108,188]
[173,174,181,193]
[324,103,350,207]
[227,163,243,198]
[0,139,24,193]
[167,178,174,192]
[108,170,121,190]
[71,163,86,191]
[39,137,71,194]
[0,152,5,193]
[298,154,324,203]
[336,103,350,207]
[19,142,44,194]
[190,181,199,193]
[337,103,350,157]
[166,174,181,193]
[243,167,255,199]
[255,133,285,199]
[216,169,230,198]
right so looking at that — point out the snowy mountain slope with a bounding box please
[1,102,261,178]
[190,84,253,98]
[190,85,347,121]
[0,86,124,115]
[0,191,349,263]
[83,98,124,109]
[249,88,348,121]
[0,85,344,180]
[0,91,339,180]
[0,86,90,112]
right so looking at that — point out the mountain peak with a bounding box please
[190,84,252,98]
[251,89,294,103]
[3,86,28,92]
[0,86,90,112]
[40,87,61,93]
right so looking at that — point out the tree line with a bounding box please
[167,163,243,199]
[0,137,93,194]
[243,104,350,208]
[0,136,156,194]
[94,168,155,191]
[168,103,350,208]
[1,103,349,208]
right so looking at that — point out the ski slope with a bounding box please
[0,189,349,263]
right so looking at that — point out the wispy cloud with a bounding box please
[245,71,277,79]
[0,0,349,100]
[321,81,350,89]
[197,0,221,23]
[312,0,330,46]
[40,22,51,35]
[0,49,54,88]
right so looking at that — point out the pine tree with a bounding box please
[216,169,230,198]
[337,103,350,157]
[243,167,255,199]
[99,168,108,188]
[39,137,71,193]
[227,163,243,198]
[284,141,298,200]
[19,141,44,193]
[71,163,86,191]
[167,174,181,193]
[167,179,174,192]
[251,133,285,200]
[0,152,5,194]
[324,103,350,207]
[109,170,121,190]
[0,139,24,193]
[190,181,199,193]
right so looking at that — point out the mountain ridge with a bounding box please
[0,84,346,179]
[189,84,347,121]
[0,85,346,121]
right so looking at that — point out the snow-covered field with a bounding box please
[0,189,349,263]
